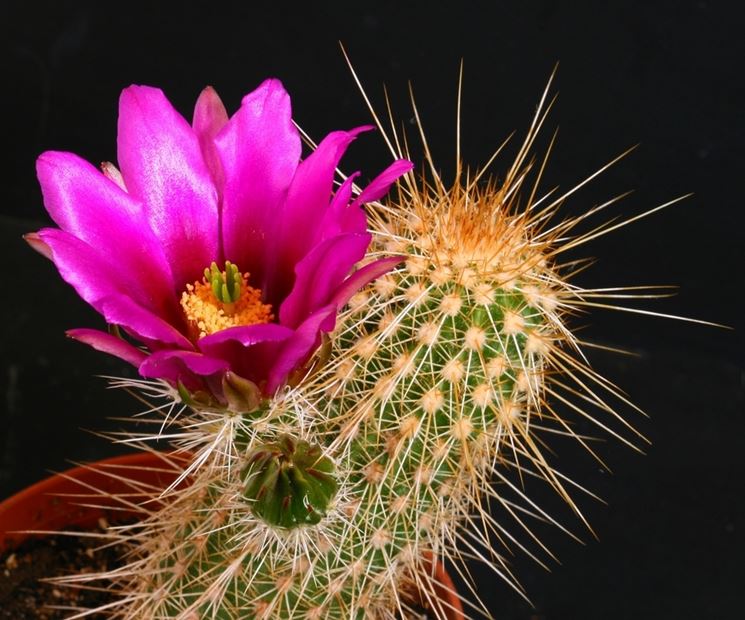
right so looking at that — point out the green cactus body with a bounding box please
[115,177,572,619]
[88,86,648,620]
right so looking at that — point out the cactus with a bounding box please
[44,75,685,620]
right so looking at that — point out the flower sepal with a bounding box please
[176,371,265,415]
[222,371,262,413]
[176,381,218,410]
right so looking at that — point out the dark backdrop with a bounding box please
[1,1,743,619]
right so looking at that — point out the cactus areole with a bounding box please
[243,435,337,528]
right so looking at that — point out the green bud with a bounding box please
[243,435,337,529]
[222,371,262,413]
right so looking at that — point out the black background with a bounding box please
[1,1,743,618]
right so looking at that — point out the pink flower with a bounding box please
[30,80,411,400]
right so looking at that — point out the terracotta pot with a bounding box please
[413,554,465,620]
[0,453,464,620]
[0,451,181,552]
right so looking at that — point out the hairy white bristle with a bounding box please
[465,325,487,350]
[439,292,463,316]
[399,414,421,436]
[526,331,549,355]
[430,265,453,285]
[441,358,465,383]
[374,275,397,299]
[486,355,507,378]
[377,310,397,334]
[349,291,370,313]
[364,461,385,484]
[459,266,478,288]
[417,321,440,345]
[420,388,444,414]
[471,383,493,409]
[451,416,474,441]
[404,281,428,305]
[502,310,525,335]
[473,283,495,305]
[371,528,391,550]
[392,351,415,375]
[406,256,428,275]
[355,335,379,359]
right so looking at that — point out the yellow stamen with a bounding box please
[180,270,273,339]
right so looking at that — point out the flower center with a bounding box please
[180,261,274,339]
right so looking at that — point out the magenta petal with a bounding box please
[266,305,337,395]
[198,323,295,390]
[279,233,371,328]
[315,173,366,242]
[330,256,404,308]
[37,228,143,313]
[99,294,193,349]
[67,328,147,367]
[193,86,228,192]
[273,127,372,291]
[39,228,191,349]
[352,159,413,207]
[216,79,301,289]
[139,350,229,383]
[118,85,219,287]
[328,173,359,215]
[198,322,294,349]
[36,151,176,319]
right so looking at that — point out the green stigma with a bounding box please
[243,435,338,529]
[204,261,242,304]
